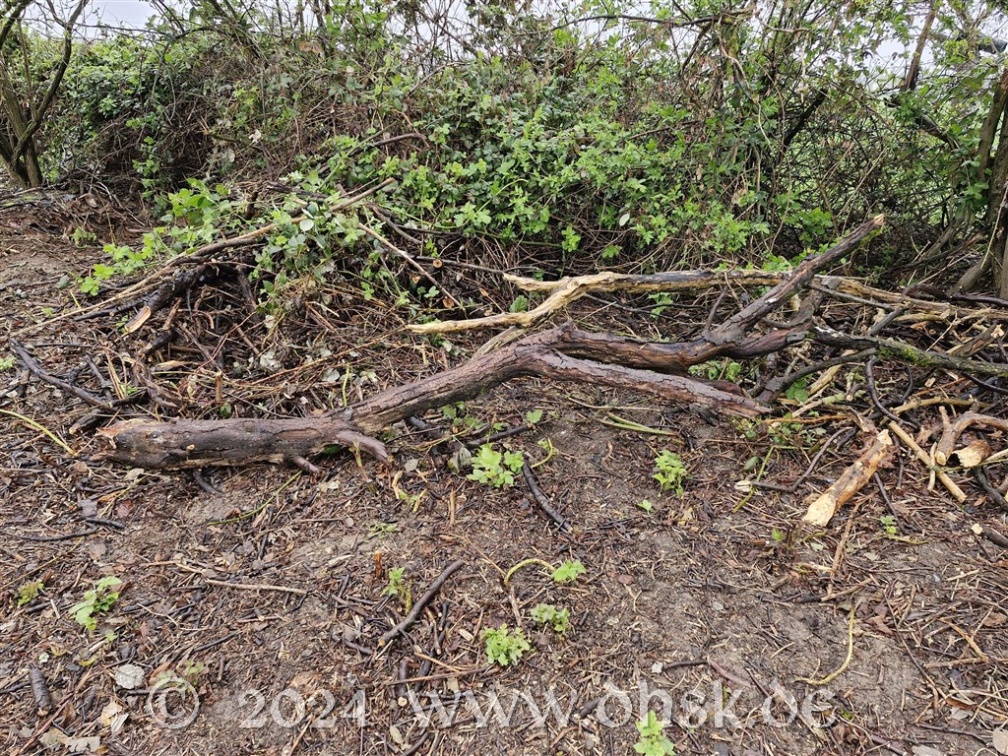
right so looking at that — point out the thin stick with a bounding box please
[0,408,75,456]
[887,421,966,502]
[795,604,856,686]
[522,462,571,533]
[359,224,462,307]
[380,560,465,646]
[9,339,114,409]
[203,578,307,596]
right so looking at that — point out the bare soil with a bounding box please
[2,196,1007,756]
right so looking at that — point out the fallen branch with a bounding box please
[408,269,783,334]
[410,216,884,335]
[96,323,770,469]
[934,411,1008,465]
[811,327,1008,379]
[802,430,894,526]
[380,560,465,646]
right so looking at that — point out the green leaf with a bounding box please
[551,560,586,584]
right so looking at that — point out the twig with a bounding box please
[976,523,1008,548]
[756,427,853,493]
[28,666,51,713]
[359,224,462,307]
[203,578,307,595]
[864,356,903,425]
[706,657,750,688]
[757,349,874,402]
[380,560,465,646]
[0,408,76,457]
[13,698,71,756]
[887,421,966,502]
[521,462,571,533]
[9,339,114,410]
[873,472,901,526]
[349,132,429,156]
[973,468,1008,513]
[795,604,856,685]
[11,527,98,541]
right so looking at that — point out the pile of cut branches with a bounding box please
[10,212,1008,524]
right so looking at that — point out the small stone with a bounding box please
[114,664,145,690]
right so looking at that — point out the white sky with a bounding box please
[89,0,156,27]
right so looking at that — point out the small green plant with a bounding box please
[440,403,479,430]
[879,515,898,537]
[483,624,532,667]
[70,227,97,247]
[784,377,810,403]
[509,295,529,313]
[649,292,674,318]
[689,359,742,382]
[368,522,398,538]
[637,499,654,513]
[524,409,543,426]
[551,559,586,584]
[530,603,570,634]
[634,710,676,755]
[382,566,412,610]
[468,444,524,488]
[16,580,44,607]
[505,558,585,586]
[0,355,15,371]
[69,576,122,631]
[182,661,205,685]
[653,451,688,495]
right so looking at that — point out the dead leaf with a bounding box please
[992,728,1008,754]
[38,729,68,748]
[911,746,945,756]
[66,735,101,753]
[100,699,128,735]
[87,542,107,560]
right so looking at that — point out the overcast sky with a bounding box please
[90,0,156,27]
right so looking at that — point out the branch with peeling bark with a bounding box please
[411,216,885,335]
[95,218,889,470]
[96,323,771,469]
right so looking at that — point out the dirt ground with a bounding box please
[2,195,1007,756]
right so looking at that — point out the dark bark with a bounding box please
[97,324,771,469]
[95,216,886,471]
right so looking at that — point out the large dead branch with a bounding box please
[810,327,1008,379]
[97,324,770,469]
[96,219,888,470]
